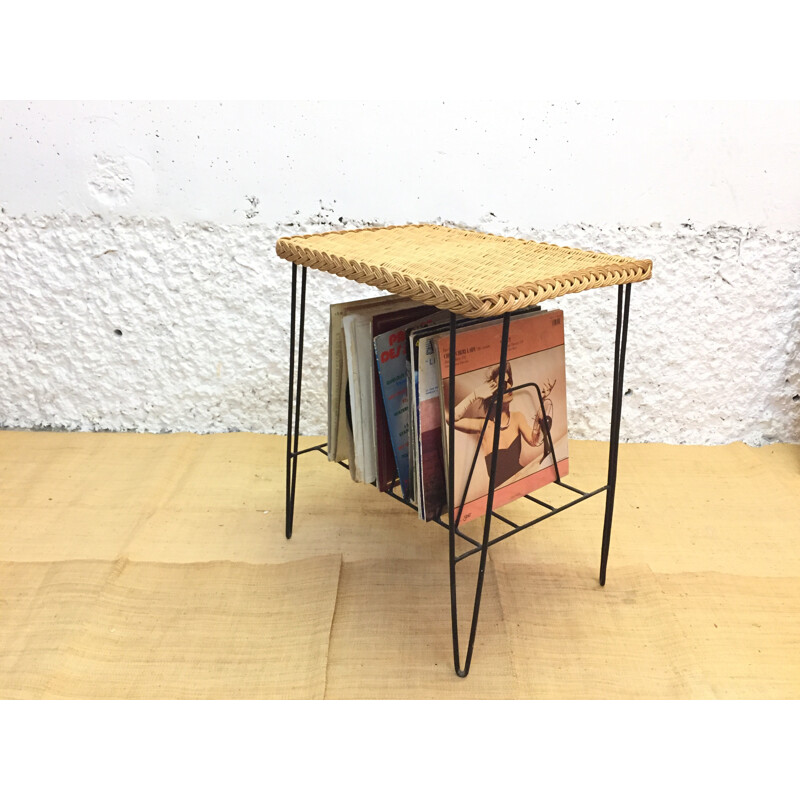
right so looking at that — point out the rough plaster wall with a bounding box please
[2,209,798,445]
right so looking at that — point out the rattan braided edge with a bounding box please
[276,224,652,319]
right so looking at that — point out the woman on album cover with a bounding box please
[446,363,556,488]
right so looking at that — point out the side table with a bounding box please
[275,224,652,677]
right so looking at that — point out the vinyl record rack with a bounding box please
[276,224,651,677]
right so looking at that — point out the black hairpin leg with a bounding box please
[285,263,307,539]
[599,283,632,585]
[448,312,511,677]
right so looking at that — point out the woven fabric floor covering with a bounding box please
[1,431,799,699]
[275,224,652,318]
[0,557,340,700]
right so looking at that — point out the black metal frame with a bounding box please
[284,261,632,677]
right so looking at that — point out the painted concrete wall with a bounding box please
[1,101,798,444]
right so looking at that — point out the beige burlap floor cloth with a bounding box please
[0,556,340,699]
[1,431,799,699]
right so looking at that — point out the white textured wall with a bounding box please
[1,101,798,444]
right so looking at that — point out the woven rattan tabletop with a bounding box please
[276,224,652,319]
